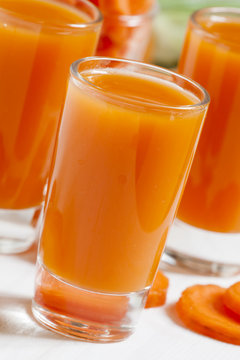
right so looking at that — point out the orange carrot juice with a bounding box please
[178,8,240,233]
[38,62,208,294]
[0,0,101,209]
[33,58,208,340]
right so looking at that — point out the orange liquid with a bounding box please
[39,70,205,294]
[178,19,240,232]
[34,262,129,324]
[0,0,100,209]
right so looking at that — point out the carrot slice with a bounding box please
[99,0,130,15]
[223,282,240,319]
[145,271,169,308]
[176,284,240,345]
[89,0,99,6]
[129,0,155,15]
[98,0,154,15]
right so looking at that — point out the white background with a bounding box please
[1,243,240,360]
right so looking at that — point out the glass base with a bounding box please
[0,206,43,254]
[32,261,149,342]
[163,219,240,276]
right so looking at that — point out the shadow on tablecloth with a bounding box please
[0,294,67,341]
[14,241,38,265]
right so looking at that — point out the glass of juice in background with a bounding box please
[32,57,209,341]
[165,7,240,275]
[152,0,240,68]
[0,0,102,254]
[89,0,157,61]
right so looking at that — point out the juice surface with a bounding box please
[201,20,240,45]
[84,72,197,106]
[0,0,100,209]
[0,0,89,25]
[178,19,240,232]
[40,70,205,293]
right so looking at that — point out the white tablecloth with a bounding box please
[1,243,240,360]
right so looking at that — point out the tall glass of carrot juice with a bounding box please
[32,57,209,341]
[0,0,102,254]
[165,8,240,275]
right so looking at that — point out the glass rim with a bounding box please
[191,7,240,44]
[101,1,158,25]
[70,56,210,112]
[0,0,102,32]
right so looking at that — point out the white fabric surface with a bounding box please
[1,243,240,360]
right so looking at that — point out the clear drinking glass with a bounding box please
[0,0,102,254]
[165,7,240,276]
[32,57,209,341]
